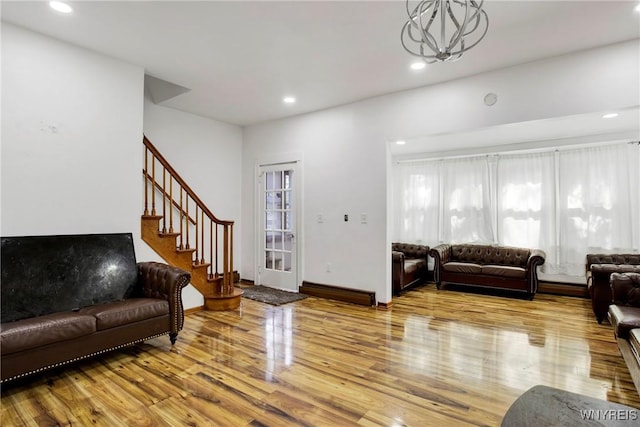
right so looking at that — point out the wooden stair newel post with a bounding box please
[141,136,242,311]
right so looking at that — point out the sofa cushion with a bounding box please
[404,259,426,275]
[609,305,640,339]
[79,298,169,331]
[443,262,482,275]
[481,265,526,279]
[0,312,96,355]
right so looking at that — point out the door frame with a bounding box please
[254,155,303,290]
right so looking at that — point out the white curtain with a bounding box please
[496,151,557,273]
[392,142,640,278]
[393,161,440,245]
[557,144,640,275]
[441,157,494,244]
[393,156,494,246]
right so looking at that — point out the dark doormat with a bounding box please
[241,285,308,306]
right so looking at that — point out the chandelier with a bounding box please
[401,0,489,63]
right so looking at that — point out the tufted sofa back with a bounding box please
[586,254,640,268]
[392,243,429,259]
[450,245,530,268]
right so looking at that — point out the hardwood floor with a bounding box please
[2,284,639,426]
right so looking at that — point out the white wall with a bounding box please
[1,24,144,245]
[242,40,640,304]
[143,98,243,309]
[243,108,387,295]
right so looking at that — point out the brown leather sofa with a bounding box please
[1,233,191,383]
[608,272,640,394]
[430,244,546,299]
[392,243,429,294]
[586,254,640,323]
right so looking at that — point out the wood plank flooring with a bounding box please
[2,284,640,426]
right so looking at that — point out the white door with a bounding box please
[257,163,298,291]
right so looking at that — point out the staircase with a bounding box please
[141,136,242,310]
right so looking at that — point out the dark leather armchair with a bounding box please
[392,243,429,295]
[586,254,640,323]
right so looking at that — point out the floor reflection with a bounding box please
[399,313,611,400]
[264,305,294,381]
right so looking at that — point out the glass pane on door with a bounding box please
[264,168,294,273]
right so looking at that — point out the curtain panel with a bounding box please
[392,142,640,277]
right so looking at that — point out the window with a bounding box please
[393,143,640,277]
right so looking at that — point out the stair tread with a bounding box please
[159,232,180,237]
[176,248,197,253]
[192,262,212,269]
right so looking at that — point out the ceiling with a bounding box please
[1,1,639,127]
[392,106,640,158]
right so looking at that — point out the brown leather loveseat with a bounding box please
[1,233,191,383]
[430,244,546,299]
[392,243,429,294]
[586,254,640,323]
[608,272,640,394]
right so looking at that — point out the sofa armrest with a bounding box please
[611,272,640,307]
[527,249,546,271]
[429,244,451,285]
[526,249,546,294]
[392,243,429,260]
[137,262,191,335]
[391,251,404,293]
[430,245,451,263]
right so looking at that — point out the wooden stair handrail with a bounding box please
[143,136,233,227]
[143,135,235,294]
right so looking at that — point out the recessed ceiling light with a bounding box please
[410,61,426,70]
[283,96,296,104]
[602,113,619,119]
[395,140,407,145]
[635,3,640,13]
[49,1,73,13]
